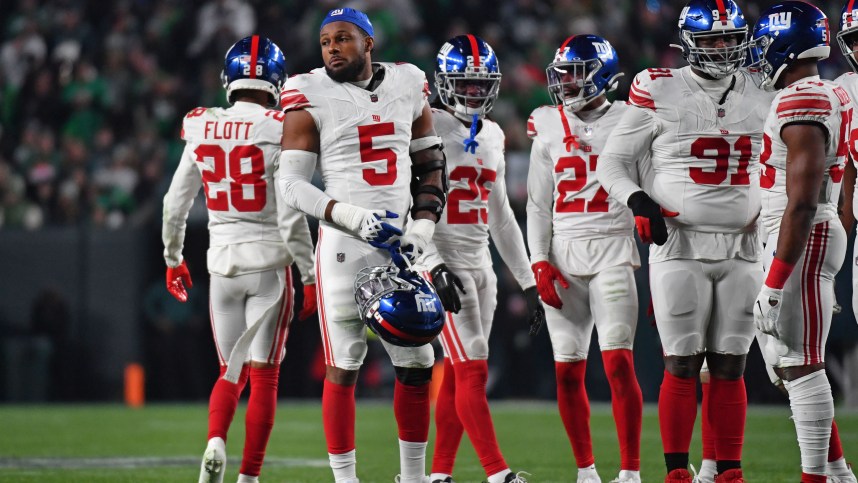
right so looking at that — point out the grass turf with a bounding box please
[0,402,855,482]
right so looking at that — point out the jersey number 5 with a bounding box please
[359,122,397,186]
[193,144,266,212]
[554,155,609,213]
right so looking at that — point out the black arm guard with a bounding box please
[410,144,448,220]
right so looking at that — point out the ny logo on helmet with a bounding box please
[415,293,438,313]
[769,11,792,30]
[592,41,614,58]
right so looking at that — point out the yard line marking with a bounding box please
[0,456,329,469]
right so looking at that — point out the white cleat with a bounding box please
[578,465,602,483]
[610,470,641,483]
[691,461,716,483]
[199,437,226,483]
[394,476,430,483]
[504,471,531,482]
[828,459,858,483]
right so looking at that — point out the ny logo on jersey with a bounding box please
[769,12,792,30]
[372,114,381,122]
[592,41,614,59]
[415,293,437,313]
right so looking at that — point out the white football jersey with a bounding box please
[423,108,534,290]
[759,76,851,236]
[280,63,430,235]
[835,71,858,221]
[163,101,315,280]
[627,67,771,233]
[526,101,635,248]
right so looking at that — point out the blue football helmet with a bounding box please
[221,35,287,107]
[354,265,445,347]
[748,1,830,91]
[546,34,623,111]
[837,1,858,72]
[675,0,748,79]
[435,35,502,118]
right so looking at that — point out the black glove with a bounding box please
[430,263,466,313]
[524,286,545,336]
[627,191,669,246]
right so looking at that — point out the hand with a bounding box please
[531,261,569,309]
[431,263,466,313]
[166,260,193,302]
[331,202,402,248]
[754,284,783,338]
[398,218,435,263]
[524,286,545,336]
[627,191,678,246]
[298,284,317,321]
[388,240,411,271]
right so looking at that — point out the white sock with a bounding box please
[828,456,853,476]
[398,439,427,482]
[236,475,258,483]
[429,473,451,482]
[329,449,358,483]
[783,370,834,475]
[700,459,717,477]
[488,468,512,483]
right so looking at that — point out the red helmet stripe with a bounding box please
[466,34,481,67]
[379,318,435,345]
[559,36,576,51]
[715,0,728,24]
[849,0,856,13]
[249,35,259,79]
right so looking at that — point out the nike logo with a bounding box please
[756,300,762,313]
[794,86,813,91]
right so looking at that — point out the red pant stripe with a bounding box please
[316,228,334,366]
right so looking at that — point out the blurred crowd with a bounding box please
[0,0,853,230]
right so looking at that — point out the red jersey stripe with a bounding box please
[777,99,832,113]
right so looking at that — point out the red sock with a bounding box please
[701,379,716,461]
[432,359,463,475]
[240,366,279,477]
[323,379,355,454]
[707,376,746,462]
[659,370,697,454]
[602,350,642,471]
[556,361,594,468]
[802,473,828,483]
[208,365,250,441]
[394,377,430,442]
[452,360,507,476]
[829,420,844,462]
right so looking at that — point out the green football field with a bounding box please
[0,402,855,482]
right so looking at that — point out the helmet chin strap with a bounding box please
[463,113,480,153]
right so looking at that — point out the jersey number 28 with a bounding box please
[194,144,266,212]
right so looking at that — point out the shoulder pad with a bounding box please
[527,105,556,139]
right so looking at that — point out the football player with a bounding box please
[750,3,851,482]
[596,1,774,481]
[832,5,858,479]
[162,36,317,483]
[276,8,446,483]
[527,35,643,483]
[422,34,541,483]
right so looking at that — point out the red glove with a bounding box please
[298,284,317,321]
[531,261,569,309]
[166,260,193,302]
[634,208,680,244]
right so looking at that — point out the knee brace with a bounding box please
[394,366,433,386]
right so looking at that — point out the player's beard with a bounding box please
[325,54,367,83]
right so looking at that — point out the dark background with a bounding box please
[0,0,856,404]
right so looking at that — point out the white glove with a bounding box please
[397,218,435,262]
[754,284,783,338]
[330,202,402,248]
